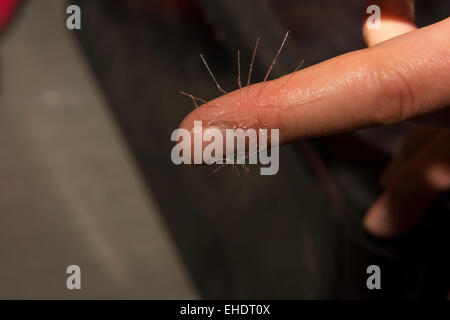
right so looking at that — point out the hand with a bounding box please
[362,1,449,238]
[179,0,450,238]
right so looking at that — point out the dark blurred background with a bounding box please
[0,0,449,299]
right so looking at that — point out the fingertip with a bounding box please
[363,194,397,239]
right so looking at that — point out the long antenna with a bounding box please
[293,59,305,73]
[247,37,260,88]
[200,54,227,95]
[237,50,242,89]
[262,30,290,82]
[212,164,226,174]
[190,94,199,108]
[179,91,208,105]
[282,59,305,86]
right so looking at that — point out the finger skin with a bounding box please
[180,18,450,145]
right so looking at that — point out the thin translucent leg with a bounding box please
[200,54,228,95]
